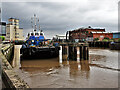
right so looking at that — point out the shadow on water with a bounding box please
[20,55,59,60]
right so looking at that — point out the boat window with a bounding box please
[35,33,39,35]
[40,33,43,35]
[31,33,34,36]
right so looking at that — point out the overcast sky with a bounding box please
[1,0,119,39]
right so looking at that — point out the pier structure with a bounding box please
[60,42,89,61]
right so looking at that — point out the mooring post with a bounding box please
[68,44,77,61]
[80,45,84,60]
[84,46,89,60]
[62,44,68,61]
[59,46,62,63]
[12,45,22,68]
[77,46,80,62]
[87,46,89,60]
[79,44,89,61]
[73,46,77,61]
[83,46,86,60]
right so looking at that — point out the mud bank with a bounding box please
[13,48,119,88]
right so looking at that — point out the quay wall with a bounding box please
[88,41,120,50]
[88,41,110,48]
[0,44,30,89]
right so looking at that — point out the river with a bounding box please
[13,48,119,88]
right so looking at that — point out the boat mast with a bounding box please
[31,14,39,33]
[34,14,37,32]
[38,18,41,32]
[31,17,33,32]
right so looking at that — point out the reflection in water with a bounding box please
[69,60,90,79]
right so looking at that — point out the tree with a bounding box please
[0,36,5,41]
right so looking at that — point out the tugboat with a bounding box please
[21,14,60,59]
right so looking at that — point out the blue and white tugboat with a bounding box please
[21,14,60,59]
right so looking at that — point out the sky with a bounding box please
[1,0,119,39]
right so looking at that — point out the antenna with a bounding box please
[31,14,40,33]
[39,25,40,31]
[34,14,37,32]
[31,17,33,32]
[38,18,40,32]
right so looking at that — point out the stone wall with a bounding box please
[0,44,30,89]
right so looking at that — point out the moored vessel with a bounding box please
[21,14,60,59]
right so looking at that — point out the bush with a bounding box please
[109,39,114,42]
[0,36,5,41]
[118,38,120,42]
[102,39,108,42]
[93,38,99,41]
[104,37,109,40]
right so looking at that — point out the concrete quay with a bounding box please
[0,44,30,89]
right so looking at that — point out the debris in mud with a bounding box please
[90,54,106,61]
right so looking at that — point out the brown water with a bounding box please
[14,48,119,88]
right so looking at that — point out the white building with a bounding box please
[6,18,24,41]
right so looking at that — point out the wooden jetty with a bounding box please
[60,42,89,61]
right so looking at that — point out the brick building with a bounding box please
[69,26,105,41]
[92,32,113,41]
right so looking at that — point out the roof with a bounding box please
[70,26,105,32]
[111,31,120,33]
[86,27,105,29]
[9,17,19,20]
[91,31,112,34]
[56,35,69,37]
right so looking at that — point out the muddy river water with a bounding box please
[14,48,119,88]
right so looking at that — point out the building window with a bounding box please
[15,33,19,35]
[15,36,19,38]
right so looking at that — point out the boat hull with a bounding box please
[20,46,60,59]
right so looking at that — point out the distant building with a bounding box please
[0,22,6,36]
[113,32,120,39]
[92,32,113,41]
[69,26,105,41]
[54,35,69,42]
[6,18,24,41]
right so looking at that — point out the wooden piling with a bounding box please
[80,46,84,60]
[61,42,89,61]
[62,44,68,61]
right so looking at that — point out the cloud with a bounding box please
[2,0,118,38]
